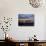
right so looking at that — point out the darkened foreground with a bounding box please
[18,22,34,26]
